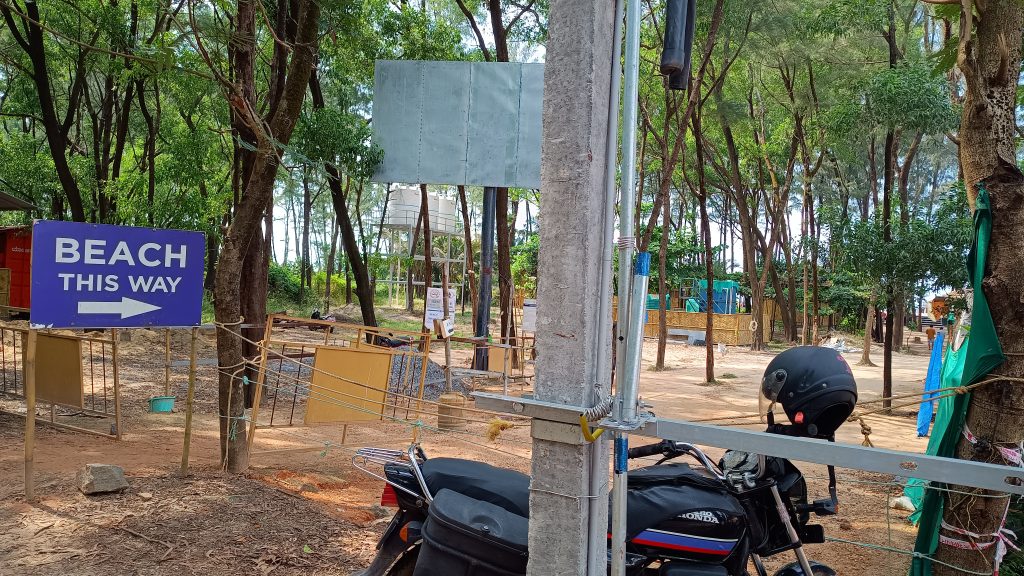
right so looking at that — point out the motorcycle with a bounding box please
[353,346,856,576]
[351,440,838,576]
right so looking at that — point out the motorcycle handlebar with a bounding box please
[627,441,669,459]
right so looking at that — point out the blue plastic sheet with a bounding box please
[916,331,945,438]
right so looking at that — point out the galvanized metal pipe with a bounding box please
[620,254,650,423]
[611,255,651,576]
[610,0,644,571]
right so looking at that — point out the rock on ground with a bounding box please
[77,463,129,495]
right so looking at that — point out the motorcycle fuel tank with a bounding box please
[620,464,749,573]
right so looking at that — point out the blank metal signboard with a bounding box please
[29,221,205,329]
[28,333,83,408]
[371,60,544,189]
[304,347,393,424]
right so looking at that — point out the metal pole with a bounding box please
[611,254,650,576]
[591,0,626,568]
[611,0,644,571]
[474,187,497,370]
[620,254,650,423]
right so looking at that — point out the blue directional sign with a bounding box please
[30,221,205,328]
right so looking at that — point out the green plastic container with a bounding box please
[148,396,176,413]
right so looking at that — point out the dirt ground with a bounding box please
[0,317,937,575]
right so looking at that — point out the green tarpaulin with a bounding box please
[908,185,1006,576]
[693,279,740,291]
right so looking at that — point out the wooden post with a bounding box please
[24,328,36,501]
[164,328,171,396]
[442,266,453,393]
[179,327,199,476]
[245,316,274,455]
[413,333,431,443]
[111,329,121,440]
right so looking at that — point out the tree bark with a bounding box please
[324,218,339,310]
[693,109,714,383]
[935,1,1024,573]
[300,169,312,302]
[213,0,320,473]
[458,185,478,328]
[655,189,669,370]
[308,71,376,326]
[406,207,422,312]
[496,188,514,351]
[420,184,433,314]
[0,1,90,221]
[858,289,877,367]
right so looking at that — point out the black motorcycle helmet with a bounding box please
[760,346,858,439]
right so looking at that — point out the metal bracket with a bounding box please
[597,411,656,432]
[472,392,1024,495]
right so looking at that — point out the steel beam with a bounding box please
[472,392,1024,495]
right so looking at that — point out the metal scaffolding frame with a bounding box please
[373,193,469,310]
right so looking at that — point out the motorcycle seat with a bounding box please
[627,463,725,490]
[421,457,531,517]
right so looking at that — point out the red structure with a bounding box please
[0,226,31,309]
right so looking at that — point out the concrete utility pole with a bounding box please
[527,0,615,574]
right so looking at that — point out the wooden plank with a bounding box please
[23,329,36,500]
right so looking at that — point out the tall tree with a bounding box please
[931,0,1023,573]
[203,0,322,472]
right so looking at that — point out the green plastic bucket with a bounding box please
[148,396,176,413]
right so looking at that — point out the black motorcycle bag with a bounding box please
[414,488,529,576]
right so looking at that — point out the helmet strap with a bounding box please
[827,435,839,509]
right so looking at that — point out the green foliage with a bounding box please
[813,0,889,37]
[294,108,382,179]
[268,262,303,303]
[865,64,959,133]
[646,225,716,288]
[929,181,973,289]
[511,233,539,293]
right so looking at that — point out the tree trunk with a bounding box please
[782,217,799,342]
[0,1,89,220]
[496,188,514,350]
[406,208,422,312]
[458,185,478,328]
[655,190,669,370]
[420,184,433,314]
[344,255,352,304]
[213,0,321,473]
[693,110,714,383]
[801,198,809,345]
[858,289,877,367]
[325,170,376,326]
[324,218,339,311]
[308,71,376,326]
[300,170,312,302]
[881,128,896,412]
[934,1,1023,572]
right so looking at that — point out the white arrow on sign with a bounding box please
[77,297,162,319]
